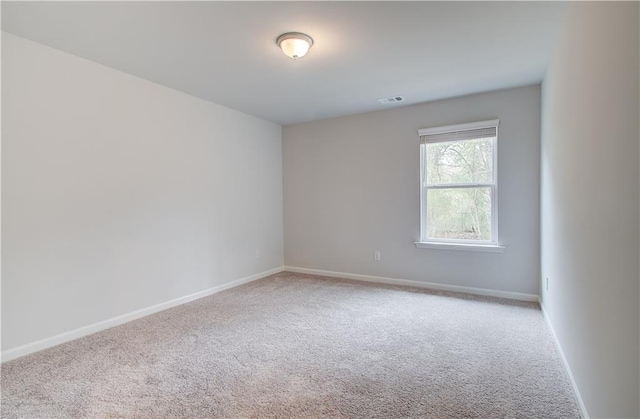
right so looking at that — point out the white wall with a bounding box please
[283,85,541,295]
[1,33,284,352]
[541,3,639,418]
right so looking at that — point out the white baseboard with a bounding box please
[284,266,539,302]
[1,266,285,363]
[539,301,589,419]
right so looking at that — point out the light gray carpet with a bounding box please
[1,272,579,418]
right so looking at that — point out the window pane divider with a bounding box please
[424,182,493,189]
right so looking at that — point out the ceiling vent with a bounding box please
[378,96,405,105]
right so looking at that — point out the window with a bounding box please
[417,120,500,250]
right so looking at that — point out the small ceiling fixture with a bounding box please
[276,32,314,60]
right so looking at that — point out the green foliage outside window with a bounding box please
[425,138,494,241]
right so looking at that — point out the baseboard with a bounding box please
[539,300,589,419]
[1,266,285,363]
[284,266,539,302]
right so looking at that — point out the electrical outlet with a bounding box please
[374,251,381,261]
[545,277,549,291]
[255,249,261,259]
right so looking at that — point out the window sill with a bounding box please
[414,242,505,253]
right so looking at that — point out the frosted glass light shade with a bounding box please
[276,33,314,60]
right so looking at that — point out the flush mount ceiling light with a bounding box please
[276,32,314,60]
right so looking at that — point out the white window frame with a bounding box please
[415,119,503,252]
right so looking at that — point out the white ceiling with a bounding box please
[2,1,566,125]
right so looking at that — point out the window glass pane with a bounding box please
[427,187,492,241]
[426,138,494,185]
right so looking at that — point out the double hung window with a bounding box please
[418,120,499,247]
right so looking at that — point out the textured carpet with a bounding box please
[1,272,579,418]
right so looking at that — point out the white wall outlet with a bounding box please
[545,277,549,291]
[374,250,381,261]
[255,249,261,258]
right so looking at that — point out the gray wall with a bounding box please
[2,33,284,352]
[284,85,541,295]
[541,3,639,418]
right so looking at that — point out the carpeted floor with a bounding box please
[1,272,580,418]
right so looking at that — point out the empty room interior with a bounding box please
[1,1,639,418]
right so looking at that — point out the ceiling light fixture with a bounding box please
[276,32,314,60]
